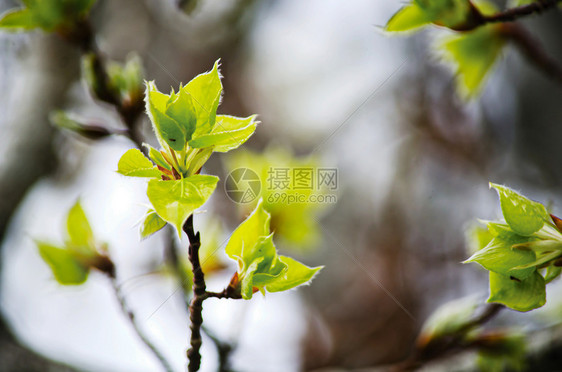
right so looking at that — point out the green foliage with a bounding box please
[488,271,546,312]
[106,54,144,104]
[418,296,479,346]
[37,242,89,285]
[475,330,526,372]
[147,176,219,236]
[438,25,506,98]
[117,61,258,237]
[385,4,431,33]
[465,183,562,311]
[225,147,329,250]
[0,0,95,32]
[225,200,322,299]
[140,210,167,239]
[117,149,162,178]
[35,201,112,285]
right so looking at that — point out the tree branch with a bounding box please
[109,276,173,372]
[183,215,206,372]
[393,303,504,371]
[480,0,562,25]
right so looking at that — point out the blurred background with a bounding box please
[0,0,562,371]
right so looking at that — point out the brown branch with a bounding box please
[500,23,562,84]
[480,0,561,25]
[109,276,174,372]
[393,303,504,371]
[59,19,145,148]
[183,215,206,372]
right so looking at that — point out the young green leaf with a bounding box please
[385,3,431,33]
[225,199,271,269]
[117,148,162,178]
[488,271,546,312]
[145,82,187,151]
[464,237,536,280]
[145,144,172,171]
[265,256,323,293]
[140,210,167,239]
[36,242,89,285]
[465,223,494,254]
[490,183,550,236]
[511,248,561,271]
[66,200,95,251]
[182,59,222,138]
[189,115,258,152]
[439,26,506,98]
[164,88,197,141]
[146,175,219,235]
[0,8,36,30]
[544,265,562,284]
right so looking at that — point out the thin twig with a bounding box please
[500,23,562,84]
[109,276,174,372]
[393,303,504,371]
[480,0,562,25]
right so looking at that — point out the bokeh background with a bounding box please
[0,0,562,371]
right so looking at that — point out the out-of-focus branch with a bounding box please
[393,303,504,371]
[109,276,173,372]
[480,0,561,25]
[500,23,562,84]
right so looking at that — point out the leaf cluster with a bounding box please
[465,183,562,311]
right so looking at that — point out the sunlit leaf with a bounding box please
[140,210,167,239]
[36,242,89,285]
[265,256,322,293]
[145,81,187,151]
[189,115,258,153]
[464,237,536,280]
[488,271,546,312]
[385,3,431,33]
[117,148,162,178]
[544,265,562,284]
[439,26,506,98]
[66,200,95,251]
[490,183,550,236]
[0,8,37,30]
[146,175,218,236]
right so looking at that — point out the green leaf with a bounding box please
[164,88,197,141]
[465,223,494,254]
[182,59,222,138]
[544,265,562,284]
[418,296,479,345]
[439,26,506,98]
[488,271,546,312]
[464,237,536,280]
[145,144,172,171]
[189,115,258,152]
[225,199,271,270]
[36,242,89,285]
[265,256,323,293]
[385,3,431,32]
[117,148,162,178]
[414,0,473,29]
[146,175,219,235]
[490,183,550,236]
[66,200,94,251]
[0,8,37,30]
[511,247,562,270]
[240,258,262,300]
[145,81,187,151]
[140,210,167,239]
[485,221,530,242]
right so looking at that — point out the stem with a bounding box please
[61,18,145,148]
[183,215,206,372]
[394,303,504,371]
[109,276,174,372]
[480,0,562,25]
[499,23,562,84]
